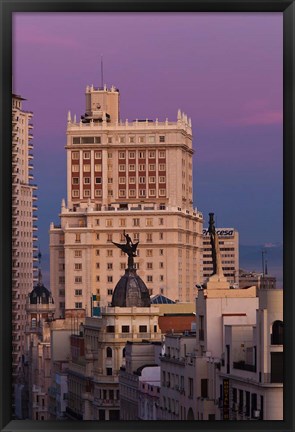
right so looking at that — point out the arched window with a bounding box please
[106,347,112,358]
[271,320,283,345]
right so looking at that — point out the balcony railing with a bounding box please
[233,361,256,372]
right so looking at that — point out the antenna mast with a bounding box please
[101,55,104,89]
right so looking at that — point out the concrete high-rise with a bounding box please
[49,84,203,317]
[12,94,38,394]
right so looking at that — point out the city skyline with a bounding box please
[13,12,283,255]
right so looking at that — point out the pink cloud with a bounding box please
[235,110,283,126]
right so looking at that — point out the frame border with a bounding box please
[1,1,294,432]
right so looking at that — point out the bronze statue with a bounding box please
[208,213,224,277]
[112,231,139,269]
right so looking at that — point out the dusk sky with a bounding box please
[13,12,283,264]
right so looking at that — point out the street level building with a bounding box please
[12,93,38,409]
[49,83,203,317]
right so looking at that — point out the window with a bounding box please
[95,177,102,185]
[128,151,135,159]
[74,263,82,270]
[95,151,102,159]
[83,164,91,172]
[106,219,113,227]
[95,189,102,197]
[159,176,166,183]
[119,136,125,143]
[96,263,100,269]
[107,263,113,270]
[72,177,79,184]
[271,320,283,345]
[119,218,126,227]
[159,189,166,196]
[129,177,136,184]
[201,379,208,398]
[107,249,113,257]
[133,218,140,227]
[139,176,146,184]
[139,325,147,333]
[75,276,82,283]
[107,234,113,242]
[106,347,112,358]
[107,289,113,296]
[83,189,90,197]
[106,325,115,333]
[146,249,153,257]
[146,233,152,242]
[189,378,194,398]
[108,178,113,184]
[122,325,130,333]
[119,151,125,159]
[120,263,125,270]
[108,137,112,144]
[106,368,113,376]
[72,165,79,172]
[147,262,153,269]
[139,164,146,171]
[149,189,156,196]
[160,262,164,268]
[149,176,155,184]
[149,164,155,171]
[119,164,126,172]
[119,177,126,184]
[108,190,113,197]
[159,218,164,225]
[83,151,90,159]
[107,276,113,283]
[72,190,79,197]
[75,302,82,309]
[159,136,165,143]
[159,163,166,171]
[160,275,164,281]
[107,152,112,159]
[159,149,166,156]
[148,136,155,144]
[96,249,100,256]
[75,289,82,296]
[139,136,145,143]
[129,189,136,197]
[96,233,100,240]
[139,151,145,159]
[95,164,102,171]
[147,275,153,282]
[159,232,164,240]
[72,151,79,159]
[146,218,153,226]
[129,136,135,143]
[134,232,139,241]
[75,233,81,243]
[129,164,135,171]
[139,189,146,197]
[119,190,126,197]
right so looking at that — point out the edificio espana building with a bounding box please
[12,93,38,410]
[50,83,203,317]
[202,227,239,286]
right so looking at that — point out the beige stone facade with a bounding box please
[202,227,239,286]
[50,85,203,317]
[12,94,38,383]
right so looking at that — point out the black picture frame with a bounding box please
[1,1,294,432]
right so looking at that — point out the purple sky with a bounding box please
[13,12,283,256]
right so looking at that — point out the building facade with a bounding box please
[202,227,239,286]
[49,84,203,317]
[12,94,38,399]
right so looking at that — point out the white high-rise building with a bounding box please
[12,94,38,391]
[50,84,203,317]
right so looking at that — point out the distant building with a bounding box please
[49,83,203,318]
[239,270,276,290]
[202,227,239,286]
[12,93,38,403]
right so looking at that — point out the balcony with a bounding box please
[233,361,256,372]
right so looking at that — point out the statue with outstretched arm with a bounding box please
[112,230,139,269]
[208,213,224,277]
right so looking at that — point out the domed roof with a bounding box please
[29,280,53,305]
[111,268,151,307]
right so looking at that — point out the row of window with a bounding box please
[72,176,166,185]
[73,261,164,271]
[59,248,165,259]
[72,135,166,145]
[72,189,166,198]
[73,274,164,284]
[74,232,163,243]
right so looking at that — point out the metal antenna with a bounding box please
[101,55,104,89]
